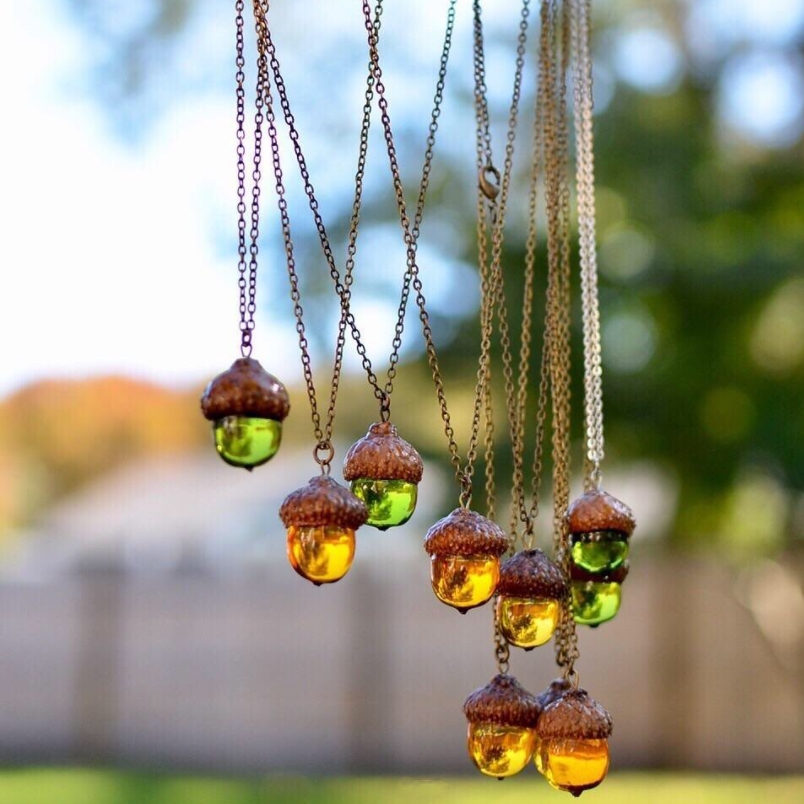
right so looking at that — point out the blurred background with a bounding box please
[0,0,803,801]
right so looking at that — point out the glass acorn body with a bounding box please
[536,688,613,797]
[279,476,368,586]
[343,422,424,530]
[200,358,290,470]
[566,490,635,626]
[423,508,509,612]
[463,674,541,779]
[495,549,567,650]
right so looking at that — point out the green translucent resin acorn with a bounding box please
[566,489,635,627]
[496,549,568,650]
[279,475,368,586]
[200,358,290,470]
[424,508,509,612]
[343,422,424,530]
[464,674,542,779]
[536,688,613,797]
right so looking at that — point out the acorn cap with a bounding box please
[201,358,290,422]
[536,678,573,710]
[570,561,630,584]
[537,688,613,740]
[279,476,368,530]
[463,674,541,728]
[343,421,424,483]
[497,549,568,600]
[566,489,635,537]
[423,508,509,558]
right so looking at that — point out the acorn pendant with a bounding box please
[463,674,541,779]
[535,687,613,797]
[566,490,635,626]
[200,358,290,470]
[343,422,424,530]
[495,549,567,650]
[423,509,509,612]
[279,475,368,586]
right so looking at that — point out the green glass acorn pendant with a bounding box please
[566,490,635,626]
[200,358,290,470]
[343,422,424,530]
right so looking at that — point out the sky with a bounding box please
[0,0,802,398]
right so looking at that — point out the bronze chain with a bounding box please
[253,0,383,468]
[235,0,259,359]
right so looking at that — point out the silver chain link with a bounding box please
[571,0,605,487]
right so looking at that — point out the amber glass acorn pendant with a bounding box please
[566,489,635,626]
[463,674,541,779]
[343,421,424,530]
[279,475,368,586]
[200,358,290,470]
[496,549,567,650]
[423,508,509,612]
[535,687,613,797]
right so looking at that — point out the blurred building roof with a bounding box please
[5,447,447,579]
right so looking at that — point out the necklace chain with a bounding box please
[253,0,383,467]
[572,0,605,488]
[235,0,260,358]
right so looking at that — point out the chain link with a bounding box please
[256,1,387,431]
[361,0,477,495]
[571,0,605,488]
[253,0,387,464]
[543,0,579,676]
[234,0,255,358]
[382,0,458,410]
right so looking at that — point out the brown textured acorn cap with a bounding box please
[570,561,630,584]
[566,489,635,537]
[538,688,613,740]
[423,508,509,558]
[463,674,541,728]
[342,421,424,483]
[497,549,568,599]
[279,476,368,530]
[536,678,573,710]
[200,358,290,422]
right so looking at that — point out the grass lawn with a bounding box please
[0,770,802,804]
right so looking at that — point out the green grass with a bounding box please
[0,770,802,804]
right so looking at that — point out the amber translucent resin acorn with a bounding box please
[279,475,367,586]
[535,688,613,797]
[464,674,541,779]
[200,358,290,470]
[423,508,509,612]
[496,549,568,650]
[566,489,635,626]
[343,421,424,530]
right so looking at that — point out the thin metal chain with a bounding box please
[571,0,605,490]
[253,0,384,467]
[256,1,387,423]
[542,0,579,678]
[361,0,477,501]
[519,0,555,549]
[493,599,511,674]
[235,0,258,358]
[382,0,458,409]
[468,0,532,524]
[479,0,532,541]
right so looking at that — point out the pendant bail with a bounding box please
[313,440,335,474]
